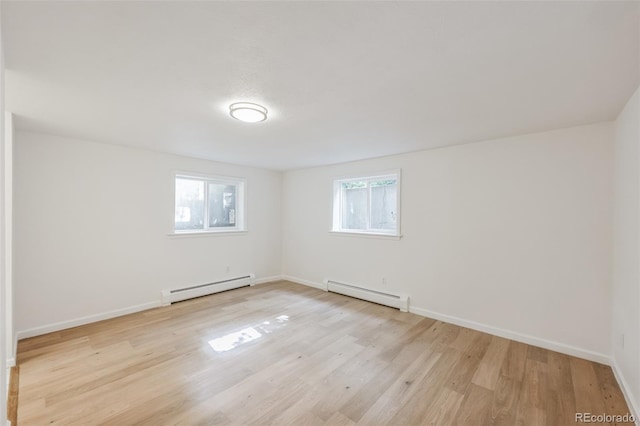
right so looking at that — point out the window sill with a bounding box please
[168,230,248,238]
[329,231,402,241]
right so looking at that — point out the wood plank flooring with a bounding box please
[16,281,631,425]
[7,365,19,425]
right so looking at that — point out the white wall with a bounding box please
[4,112,13,368]
[283,122,613,361]
[0,8,7,423]
[612,86,640,417]
[14,131,282,335]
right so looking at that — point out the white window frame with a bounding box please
[170,171,247,236]
[331,169,401,238]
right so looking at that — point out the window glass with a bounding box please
[370,180,397,230]
[174,174,245,234]
[208,183,237,228]
[175,178,205,230]
[332,172,400,236]
[341,181,368,230]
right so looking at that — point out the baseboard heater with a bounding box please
[161,274,255,306]
[324,279,409,312]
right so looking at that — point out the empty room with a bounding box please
[0,1,639,425]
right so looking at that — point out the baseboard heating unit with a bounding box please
[161,274,255,306]
[324,279,409,312]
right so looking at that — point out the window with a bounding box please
[174,173,246,234]
[332,171,401,237]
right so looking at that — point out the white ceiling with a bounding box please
[2,1,639,171]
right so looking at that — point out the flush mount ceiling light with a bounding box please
[229,102,268,123]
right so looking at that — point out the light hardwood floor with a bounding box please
[7,366,19,425]
[16,281,631,425]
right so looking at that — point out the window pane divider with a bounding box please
[174,172,246,234]
[332,169,400,237]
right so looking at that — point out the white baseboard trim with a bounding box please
[283,277,610,363]
[16,300,161,341]
[409,306,610,365]
[252,275,284,285]
[282,276,610,364]
[16,279,286,342]
[611,358,640,425]
[5,336,18,369]
[282,275,328,291]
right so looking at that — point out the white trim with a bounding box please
[331,169,402,237]
[282,275,328,291]
[332,168,403,185]
[10,276,635,422]
[161,274,254,306]
[324,278,409,312]
[252,275,284,285]
[167,231,248,238]
[15,278,283,343]
[4,112,13,378]
[172,170,247,182]
[611,358,640,425]
[280,278,610,364]
[328,231,402,241]
[172,171,247,235]
[16,301,161,340]
[408,306,610,365]
[11,335,16,366]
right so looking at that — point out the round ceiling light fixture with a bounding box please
[229,102,268,123]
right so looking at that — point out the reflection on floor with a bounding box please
[208,315,289,352]
[16,281,631,425]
